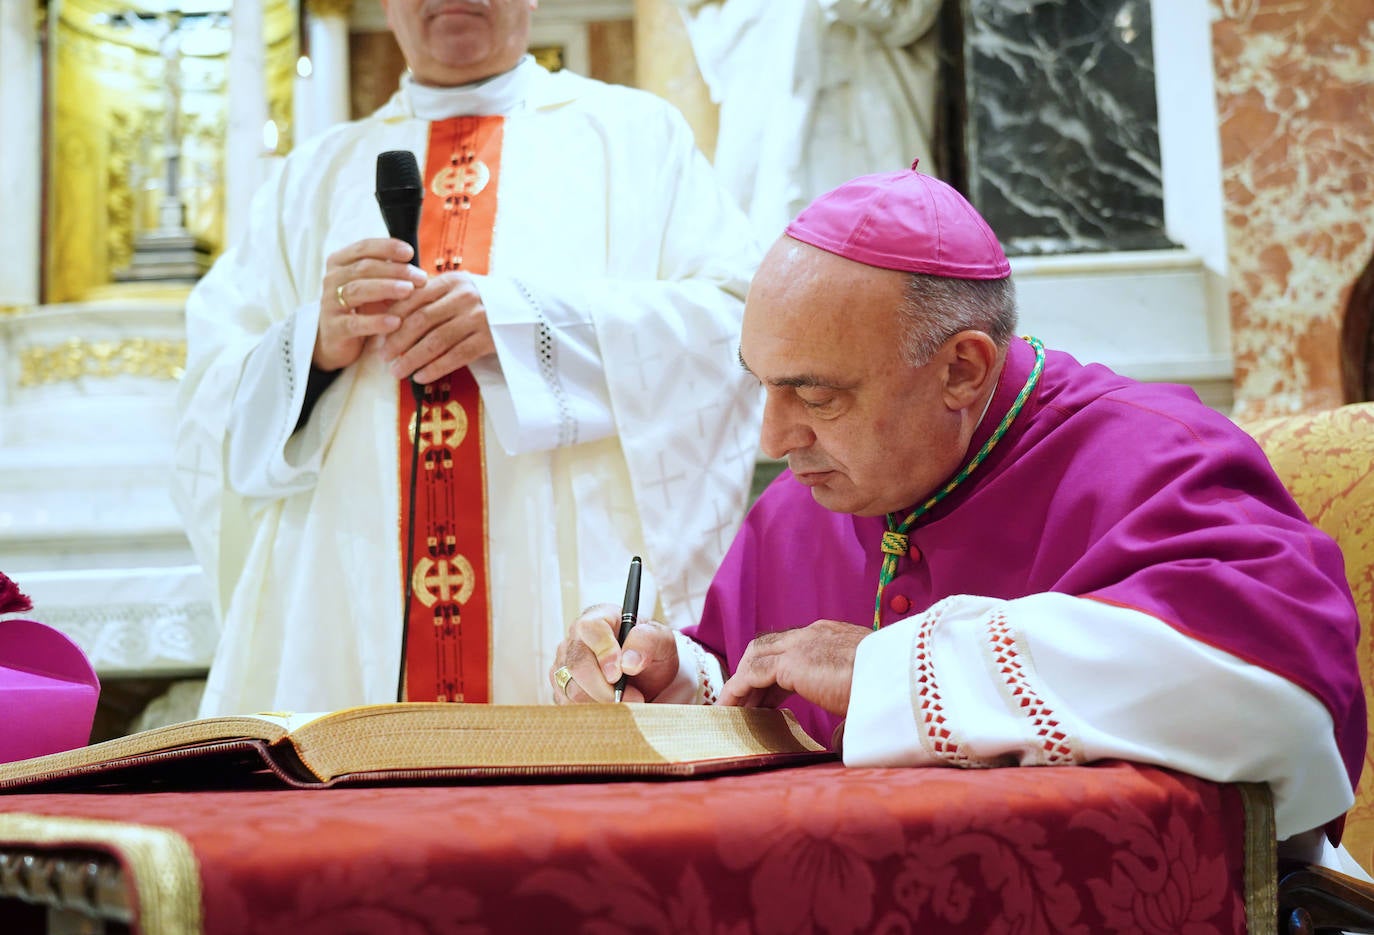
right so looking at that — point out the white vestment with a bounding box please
[843,594,1355,841]
[844,594,1369,876]
[173,60,763,716]
[675,0,943,244]
[686,594,1367,872]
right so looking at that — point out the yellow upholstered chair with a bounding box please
[1244,402,1374,930]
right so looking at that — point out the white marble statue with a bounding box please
[674,0,944,245]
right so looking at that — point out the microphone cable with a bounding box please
[396,377,425,702]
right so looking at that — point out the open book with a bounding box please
[0,703,833,792]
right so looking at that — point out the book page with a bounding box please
[285,703,828,782]
[627,704,826,760]
[250,711,336,733]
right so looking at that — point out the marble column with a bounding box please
[633,0,716,160]
[958,0,1171,255]
[297,0,353,144]
[226,0,270,245]
[0,0,42,310]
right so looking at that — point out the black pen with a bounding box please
[614,556,642,703]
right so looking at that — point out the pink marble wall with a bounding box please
[1211,2,1374,419]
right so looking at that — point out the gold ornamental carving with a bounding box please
[530,45,564,73]
[305,0,354,18]
[19,338,187,387]
[48,1,297,302]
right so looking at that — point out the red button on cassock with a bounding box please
[889,594,911,614]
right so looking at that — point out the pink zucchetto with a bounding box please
[784,160,1012,280]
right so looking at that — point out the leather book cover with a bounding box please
[0,703,834,792]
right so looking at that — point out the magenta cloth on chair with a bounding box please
[0,618,100,764]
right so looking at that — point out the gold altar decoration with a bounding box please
[19,337,187,387]
[531,45,564,73]
[47,0,297,303]
[305,0,353,17]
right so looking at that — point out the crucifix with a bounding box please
[99,7,225,283]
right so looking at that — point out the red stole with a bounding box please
[398,116,504,703]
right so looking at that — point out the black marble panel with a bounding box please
[960,0,1172,255]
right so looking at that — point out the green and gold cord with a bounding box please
[872,336,1046,629]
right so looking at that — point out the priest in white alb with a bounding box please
[172,0,762,716]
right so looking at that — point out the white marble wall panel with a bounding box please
[1012,250,1233,410]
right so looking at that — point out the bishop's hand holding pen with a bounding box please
[549,557,680,704]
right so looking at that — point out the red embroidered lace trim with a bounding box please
[911,603,980,767]
[986,611,1082,765]
[912,600,1082,767]
[685,636,722,706]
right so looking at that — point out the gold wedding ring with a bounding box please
[553,665,575,698]
[335,283,349,309]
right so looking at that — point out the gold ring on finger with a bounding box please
[553,665,575,699]
[335,283,350,309]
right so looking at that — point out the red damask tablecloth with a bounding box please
[0,759,1266,934]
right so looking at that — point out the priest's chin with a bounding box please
[792,470,887,517]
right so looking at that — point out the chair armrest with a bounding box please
[1280,864,1374,933]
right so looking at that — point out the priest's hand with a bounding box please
[551,603,679,704]
[316,238,426,372]
[718,620,870,715]
[379,270,497,384]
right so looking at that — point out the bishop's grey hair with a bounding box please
[896,274,1018,366]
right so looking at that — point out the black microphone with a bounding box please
[376,150,423,268]
[378,150,426,703]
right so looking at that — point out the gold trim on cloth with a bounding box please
[0,812,203,935]
[19,338,187,386]
[1239,782,1278,930]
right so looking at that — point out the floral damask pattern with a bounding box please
[0,760,1251,933]
[1079,805,1238,932]
[1245,402,1374,873]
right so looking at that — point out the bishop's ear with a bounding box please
[941,331,1000,411]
